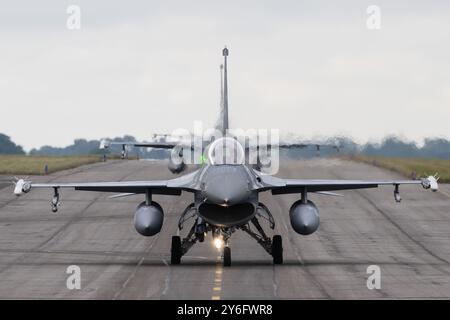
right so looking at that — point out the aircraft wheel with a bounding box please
[223,246,231,267]
[196,232,205,242]
[272,235,283,264]
[171,236,182,265]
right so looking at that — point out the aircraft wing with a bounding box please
[13,170,201,196]
[277,143,336,149]
[246,143,342,155]
[30,180,180,195]
[100,140,177,149]
[256,174,439,195]
[247,143,331,149]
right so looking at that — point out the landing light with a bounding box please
[214,237,223,250]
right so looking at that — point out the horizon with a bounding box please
[3,131,450,153]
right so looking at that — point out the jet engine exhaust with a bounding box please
[134,201,164,236]
[289,200,320,235]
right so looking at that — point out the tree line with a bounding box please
[1,133,449,159]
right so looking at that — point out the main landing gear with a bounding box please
[171,236,182,265]
[171,204,204,265]
[240,217,283,265]
[170,203,283,266]
[223,246,231,267]
[51,187,60,213]
[272,235,283,265]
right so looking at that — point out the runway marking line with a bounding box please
[211,255,223,300]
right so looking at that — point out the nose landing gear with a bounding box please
[216,230,232,267]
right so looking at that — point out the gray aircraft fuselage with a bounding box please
[195,164,258,227]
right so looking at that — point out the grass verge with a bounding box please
[345,154,450,183]
[0,155,103,175]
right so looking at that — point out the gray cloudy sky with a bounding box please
[1,0,450,151]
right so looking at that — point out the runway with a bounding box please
[0,158,449,299]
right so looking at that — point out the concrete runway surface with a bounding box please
[0,158,449,299]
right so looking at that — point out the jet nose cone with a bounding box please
[204,176,250,206]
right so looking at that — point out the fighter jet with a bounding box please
[99,134,188,173]
[98,57,337,173]
[13,48,439,266]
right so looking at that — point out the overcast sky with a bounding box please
[1,0,449,151]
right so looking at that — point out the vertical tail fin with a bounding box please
[222,47,229,134]
[216,47,229,135]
